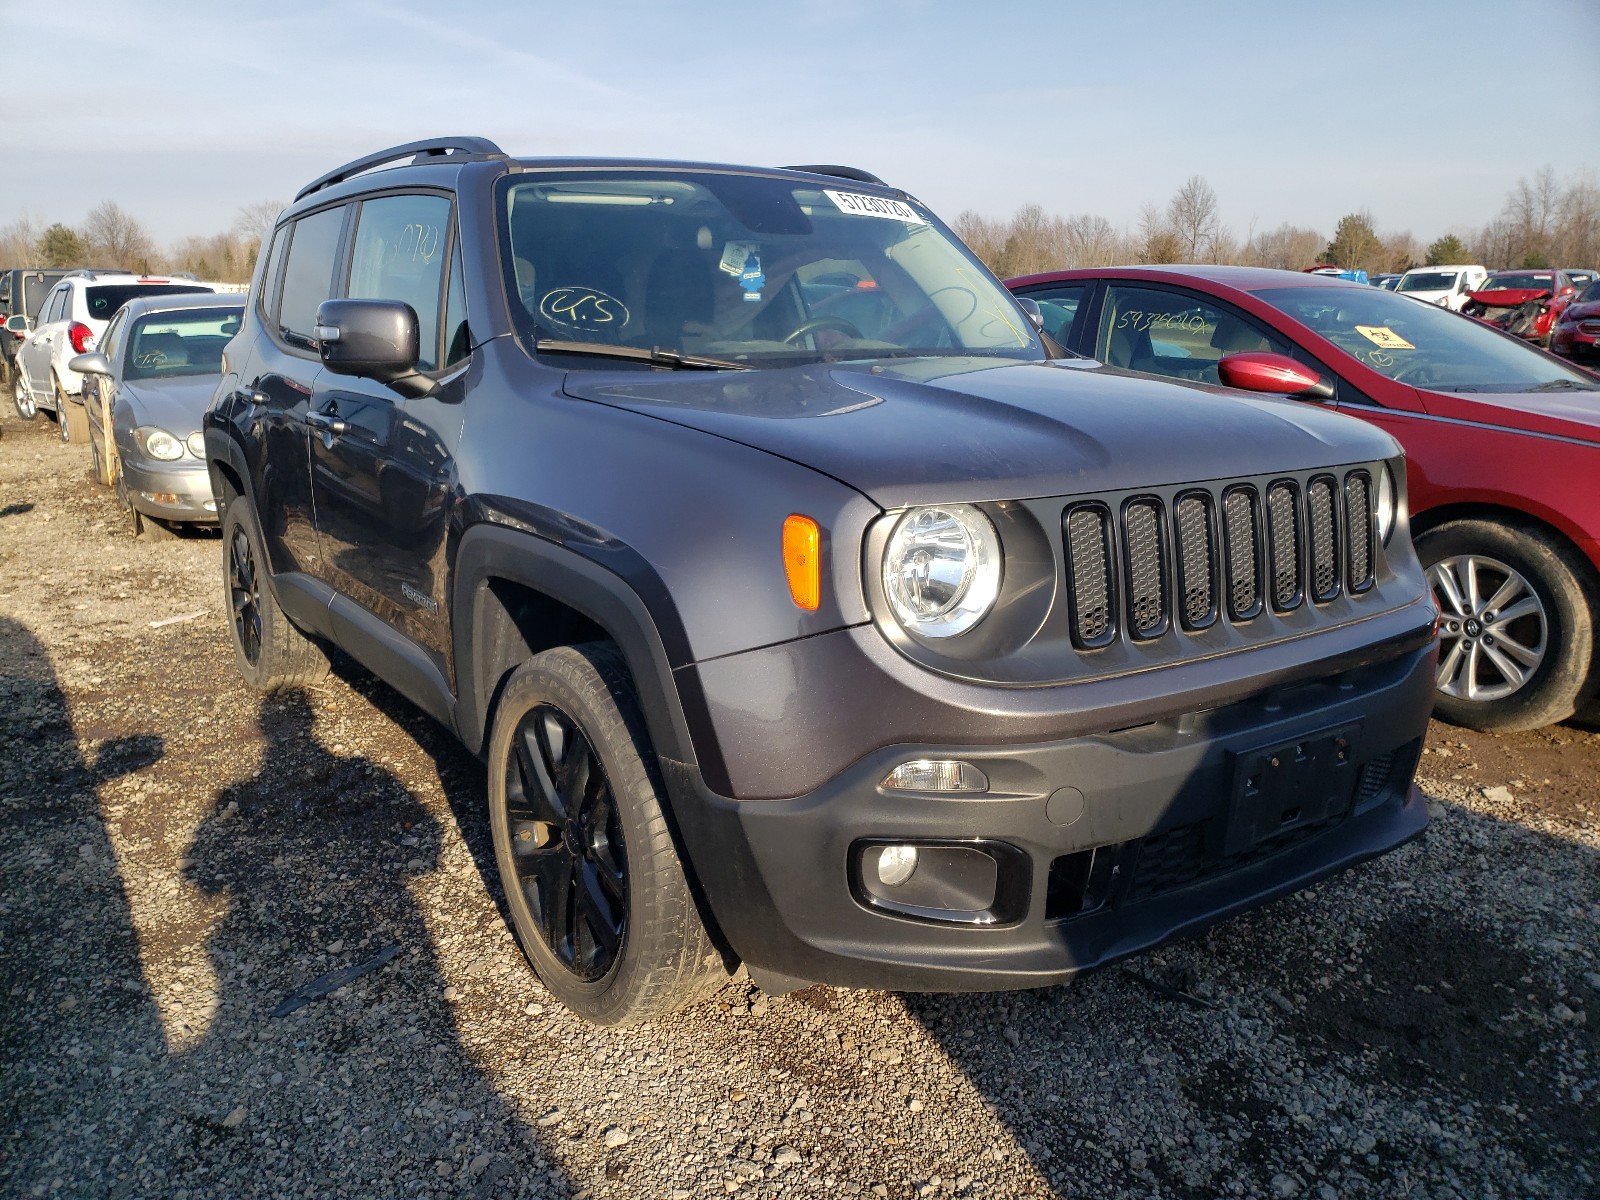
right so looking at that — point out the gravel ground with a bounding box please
[1,409,1597,1199]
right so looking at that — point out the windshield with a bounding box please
[1253,285,1600,393]
[1483,272,1553,292]
[497,171,1041,367]
[1397,271,1457,293]
[1578,281,1600,304]
[125,307,241,380]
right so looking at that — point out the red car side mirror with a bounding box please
[1218,352,1335,401]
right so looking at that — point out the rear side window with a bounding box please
[99,308,130,366]
[84,285,208,322]
[347,193,451,372]
[277,206,348,350]
[43,287,69,324]
[257,225,290,321]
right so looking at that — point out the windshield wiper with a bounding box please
[1526,378,1599,392]
[534,340,750,371]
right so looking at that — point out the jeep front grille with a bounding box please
[1062,467,1383,650]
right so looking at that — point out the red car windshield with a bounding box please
[1253,286,1599,394]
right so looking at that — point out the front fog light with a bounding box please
[881,759,989,793]
[875,844,919,888]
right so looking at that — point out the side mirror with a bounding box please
[69,352,113,376]
[1015,296,1046,333]
[5,314,29,334]
[1218,352,1335,401]
[313,299,434,397]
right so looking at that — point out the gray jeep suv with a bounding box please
[206,138,1439,1024]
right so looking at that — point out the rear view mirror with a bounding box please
[1015,297,1046,332]
[1218,352,1334,401]
[5,314,29,334]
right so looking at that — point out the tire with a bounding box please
[221,494,329,690]
[55,383,89,444]
[488,643,725,1025]
[1417,518,1598,732]
[12,369,37,420]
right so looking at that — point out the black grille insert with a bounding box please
[1064,505,1116,648]
[1345,472,1374,592]
[1266,482,1301,611]
[1173,493,1216,630]
[1307,476,1340,602]
[1222,487,1262,620]
[1122,498,1168,638]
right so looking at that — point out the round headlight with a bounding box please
[1376,462,1397,544]
[186,431,205,458]
[136,426,184,461]
[882,504,1002,638]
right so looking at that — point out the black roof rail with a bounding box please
[782,164,886,186]
[294,136,508,202]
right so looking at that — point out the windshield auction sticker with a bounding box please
[824,190,926,224]
[1355,325,1415,350]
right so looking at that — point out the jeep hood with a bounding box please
[562,357,1398,508]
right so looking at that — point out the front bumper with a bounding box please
[121,457,217,524]
[664,635,1436,993]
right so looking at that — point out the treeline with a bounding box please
[0,199,282,284]
[955,167,1600,279]
[3,167,1596,287]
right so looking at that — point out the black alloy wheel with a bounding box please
[501,703,628,980]
[229,524,263,666]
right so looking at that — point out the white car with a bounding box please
[1394,264,1488,312]
[11,271,218,441]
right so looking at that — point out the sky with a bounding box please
[3,0,1598,250]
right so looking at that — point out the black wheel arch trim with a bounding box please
[451,511,730,793]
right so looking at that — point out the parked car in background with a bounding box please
[10,271,216,440]
[205,138,1438,1024]
[1371,273,1402,291]
[1394,264,1488,311]
[1007,265,1600,732]
[70,292,245,538]
[1550,278,1600,363]
[1,267,71,387]
[1305,264,1370,285]
[1461,269,1579,346]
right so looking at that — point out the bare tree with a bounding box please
[1138,203,1182,264]
[1166,175,1220,262]
[0,216,43,266]
[1062,213,1121,267]
[952,210,1008,275]
[1245,223,1325,271]
[83,200,153,270]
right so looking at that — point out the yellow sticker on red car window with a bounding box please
[1355,325,1414,350]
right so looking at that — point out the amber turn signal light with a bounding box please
[782,514,821,611]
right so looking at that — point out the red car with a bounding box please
[1007,265,1600,731]
[1460,269,1579,346]
[1551,278,1600,362]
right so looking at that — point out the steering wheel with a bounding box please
[1389,359,1444,386]
[783,316,865,346]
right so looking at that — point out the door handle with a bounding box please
[304,410,348,436]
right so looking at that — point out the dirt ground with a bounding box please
[1,408,1596,1199]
